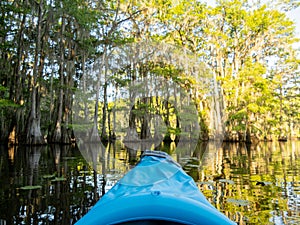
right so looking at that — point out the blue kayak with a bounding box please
[75,150,236,225]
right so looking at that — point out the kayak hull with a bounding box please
[75,150,236,225]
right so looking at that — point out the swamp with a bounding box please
[0,140,300,225]
[1,1,300,224]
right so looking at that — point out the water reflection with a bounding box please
[194,141,300,225]
[0,141,299,224]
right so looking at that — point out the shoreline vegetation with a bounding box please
[1,0,299,146]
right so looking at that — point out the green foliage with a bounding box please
[0,85,20,108]
[0,99,20,108]
[0,0,299,143]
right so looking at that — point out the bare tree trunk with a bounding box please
[61,38,76,144]
[212,70,224,139]
[82,54,89,122]
[8,11,26,144]
[101,50,108,142]
[26,0,45,145]
[111,84,118,140]
[52,14,70,143]
[90,51,105,142]
[140,98,151,140]
[101,81,108,141]
[52,46,64,142]
[90,82,100,142]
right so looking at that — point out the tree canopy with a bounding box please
[0,0,299,145]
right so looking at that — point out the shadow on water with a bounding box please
[0,144,98,224]
[0,141,300,224]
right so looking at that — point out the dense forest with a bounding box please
[0,0,299,145]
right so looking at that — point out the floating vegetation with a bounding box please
[62,157,77,160]
[20,185,42,190]
[197,181,214,186]
[218,179,235,185]
[107,169,119,173]
[42,174,56,179]
[190,157,199,161]
[212,174,223,181]
[185,164,200,168]
[227,198,250,207]
[256,181,272,186]
[79,171,92,174]
[179,157,191,161]
[180,157,199,164]
[51,177,66,182]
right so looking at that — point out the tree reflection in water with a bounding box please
[0,141,299,224]
[188,141,300,225]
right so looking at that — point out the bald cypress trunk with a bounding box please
[25,0,45,145]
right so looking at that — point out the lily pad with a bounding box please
[218,179,235,185]
[179,157,191,161]
[20,185,42,190]
[185,164,200,168]
[62,157,76,160]
[42,174,56,179]
[197,181,214,186]
[190,157,199,161]
[79,171,91,174]
[256,181,272,186]
[51,177,66,182]
[227,198,250,206]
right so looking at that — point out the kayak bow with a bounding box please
[75,150,236,225]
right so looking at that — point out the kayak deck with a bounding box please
[75,150,236,225]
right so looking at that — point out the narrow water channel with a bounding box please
[0,141,299,224]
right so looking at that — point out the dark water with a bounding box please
[0,141,299,225]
